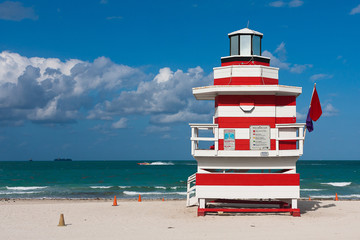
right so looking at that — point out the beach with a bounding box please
[0,199,359,240]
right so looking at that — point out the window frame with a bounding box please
[229,34,262,56]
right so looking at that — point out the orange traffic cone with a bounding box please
[335,193,338,201]
[58,213,66,226]
[308,196,311,201]
[138,194,142,202]
[112,196,118,206]
[162,197,165,201]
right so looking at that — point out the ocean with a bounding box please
[0,160,359,200]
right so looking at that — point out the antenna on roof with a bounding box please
[246,20,250,28]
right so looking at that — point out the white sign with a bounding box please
[224,129,235,151]
[250,125,270,150]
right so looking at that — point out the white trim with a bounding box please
[228,28,263,36]
[193,149,302,157]
[196,156,299,171]
[196,186,299,199]
[193,85,302,100]
[214,65,278,79]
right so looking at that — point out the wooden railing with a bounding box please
[189,124,218,156]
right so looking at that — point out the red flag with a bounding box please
[310,86,322,121]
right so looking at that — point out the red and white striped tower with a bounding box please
[187,28,305,217]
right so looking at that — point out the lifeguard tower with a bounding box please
[186,28,305,217]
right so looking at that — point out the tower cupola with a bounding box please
[221,28,270,67]
[228,28,263,56]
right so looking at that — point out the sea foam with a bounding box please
[6,186,47,191]
[123,191,186,196]
[321,182,352,187]
[301,189,324,192]
[0,191,37,195]
[90,186,112,189]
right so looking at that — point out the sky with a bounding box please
[0,0,359,161]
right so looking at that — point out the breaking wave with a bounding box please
[6,186,47,190]
[321,182,352,187]
[123,191,186,196]
[90,186,112,189]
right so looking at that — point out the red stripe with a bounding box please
[275,117,296,124]
[279,140,297,150]
[196,173,300,186]
[216,95,296,106]
[218,139,224,150]
[215,117,275,128]
[214,77,278,85]
[221,61,270,67]
[276,96,296,106]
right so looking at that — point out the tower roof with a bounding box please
[228,28,263,37]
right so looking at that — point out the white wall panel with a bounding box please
[196,186,300,199]
[275,105,296,118]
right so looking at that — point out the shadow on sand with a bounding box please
[298,199,336,215]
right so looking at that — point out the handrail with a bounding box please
[187,173,197,206]
[189,124,219,155]
[190,123,306,157]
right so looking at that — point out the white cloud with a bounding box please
[0,51,213,128]
[269,0,303,8]
[88,66,214,124]
[262,50,290,70]
[112,118,127,129]
[0,1,38,21]
[274,42,286,54]
[290,64,313,73]
[269,1,285,7]
[296,111,307,120]
[262,43,312,74]
[350,4,360,15]
[310,74,333,81]
[289,0,303,8]
[322,103,339,117]
[0,51,147,124]
[154,67,173,83]
[150,111,211,124]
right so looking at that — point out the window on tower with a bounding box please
[230,35,239,55]
[240,35,251,55]
[252,35,261,56]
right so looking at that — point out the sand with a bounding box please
[0,199,359,240]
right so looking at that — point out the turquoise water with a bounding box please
[0,160,359,199]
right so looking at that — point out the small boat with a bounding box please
[137,162,150,165]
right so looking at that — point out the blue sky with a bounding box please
[0,0,359,161]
